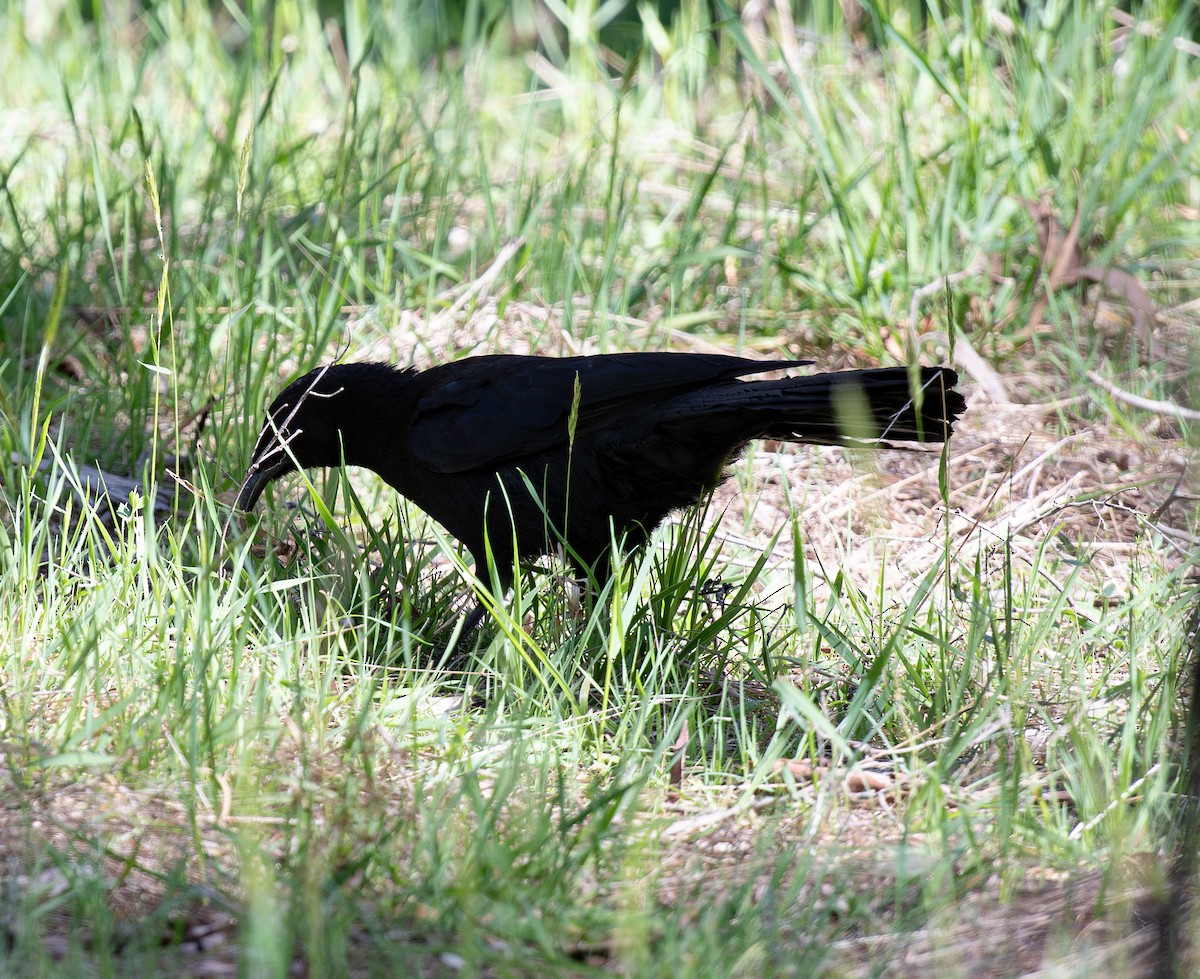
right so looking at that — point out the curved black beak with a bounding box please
[235,469,270,511]
[237,422,300,512]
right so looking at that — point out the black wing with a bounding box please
[407,353,810,474]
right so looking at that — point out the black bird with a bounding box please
[237,354,965,622]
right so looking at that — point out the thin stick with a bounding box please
[1087,371,1200,422]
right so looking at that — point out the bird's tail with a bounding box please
[663,367,966,447]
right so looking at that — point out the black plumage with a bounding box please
[237,353,965,605]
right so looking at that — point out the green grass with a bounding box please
[1,0,1198,975]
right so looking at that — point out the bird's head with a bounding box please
[236,363,391,511]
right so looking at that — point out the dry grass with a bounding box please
[4,3,1199,974]
[6,295,1194,974]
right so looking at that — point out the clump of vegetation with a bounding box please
[0,1,1196,974]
